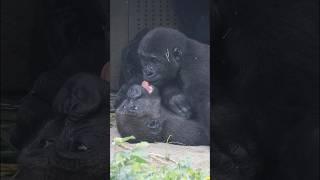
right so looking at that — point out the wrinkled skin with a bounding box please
[116,84,209,146]
[15,73,108,180]
[138,27,210,132]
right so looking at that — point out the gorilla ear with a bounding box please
[172,48,182,61]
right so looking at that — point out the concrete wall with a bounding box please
[110,0,129,91]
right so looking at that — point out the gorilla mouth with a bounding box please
[144,75,161,83]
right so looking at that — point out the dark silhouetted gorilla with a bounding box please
[15,73,108,180]
[138,27,210,134]
[116,84,209,146]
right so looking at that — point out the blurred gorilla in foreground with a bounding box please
[14,73,108,180]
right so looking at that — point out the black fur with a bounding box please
[138,27,210,136]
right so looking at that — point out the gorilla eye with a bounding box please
[172,48,182,60]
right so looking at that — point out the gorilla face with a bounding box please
[116,84,164,141]
[53,73,105,121]
[138,28,188,86]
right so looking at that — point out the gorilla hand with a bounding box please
[161,86,192,119]
[167,93,192,119]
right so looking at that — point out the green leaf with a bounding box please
[113,136,136,145]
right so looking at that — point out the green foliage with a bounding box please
[111,137,210,180]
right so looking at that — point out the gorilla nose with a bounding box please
[127,85,143,99]
[143,68,155,78]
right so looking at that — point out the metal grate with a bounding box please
[128,0,178,40]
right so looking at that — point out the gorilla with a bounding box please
[116,84,209,146]
[15,73,108,180]
[137,27,210,134]
[116,84,260,178]
[114,28,197,120]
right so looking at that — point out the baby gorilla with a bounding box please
[15,73,107,180]
[138,27,210,136]
[116,84,209,146]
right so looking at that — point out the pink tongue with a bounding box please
[141,81,153,94]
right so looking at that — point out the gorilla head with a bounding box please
[116,84,163,142]
[116,84,209,145]
[53,73,106,122]
[137,28,188,86]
